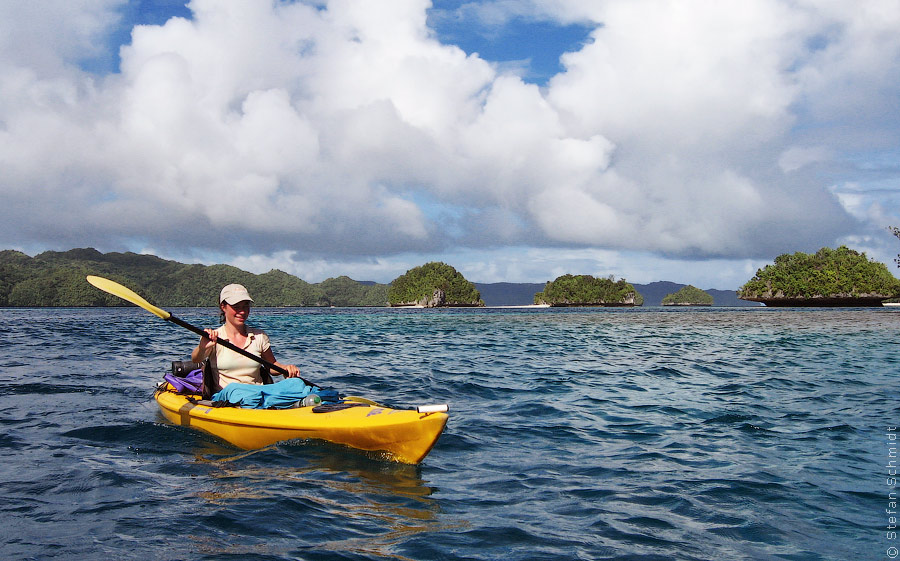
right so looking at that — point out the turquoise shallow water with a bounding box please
[0,306,897,560]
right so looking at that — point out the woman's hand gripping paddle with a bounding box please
[85,275,313,386]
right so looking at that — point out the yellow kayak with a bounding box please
[154,386,448,464]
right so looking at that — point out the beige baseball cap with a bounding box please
[220,284,254,305]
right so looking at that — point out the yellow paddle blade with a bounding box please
[86,275,171,319]
[344,395,382,406]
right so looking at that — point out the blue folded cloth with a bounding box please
[211,378,316,409]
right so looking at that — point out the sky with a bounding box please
[1,0,899,289]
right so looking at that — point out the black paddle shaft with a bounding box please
[166,315,313,386]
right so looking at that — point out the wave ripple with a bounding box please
[0,306,895,560]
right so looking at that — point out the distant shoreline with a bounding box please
[490,304,551,309]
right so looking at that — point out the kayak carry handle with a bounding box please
[416,404,449,414]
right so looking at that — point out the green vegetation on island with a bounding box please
[387,262,484,307]
[661,285,714,306]
[534,274,643,306]
[737,246,900,306]
[318,276,390,307]
[0,248,389,307]
[17,244,897,309]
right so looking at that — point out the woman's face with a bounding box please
[222,300,251,326]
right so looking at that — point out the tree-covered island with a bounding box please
[387,262,484,307]
[534,274,643,306]
[737,246,900,306]
[0,248,390,307]
[661,285,714,306]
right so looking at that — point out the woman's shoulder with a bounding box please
[247,327,270,341]
[247,327,270,349]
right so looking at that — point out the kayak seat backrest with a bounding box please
[201,359,217,400]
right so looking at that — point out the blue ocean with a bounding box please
[0,306,897,560]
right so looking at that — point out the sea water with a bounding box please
[0,306,896,560]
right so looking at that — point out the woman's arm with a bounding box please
[191,329,218,362]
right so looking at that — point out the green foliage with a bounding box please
[0,250,34,306]
[738,246,900,300]
[246,269,329,307]
[661,285,714,305]
[534,274,643,306]
[388,262,483,306]
[319,276,390,307]
[0,248,389,307]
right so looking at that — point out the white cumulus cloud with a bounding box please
[0,0,898,285]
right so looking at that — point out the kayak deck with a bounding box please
[154,387,448,464]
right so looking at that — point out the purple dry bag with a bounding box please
[164,368,203,394]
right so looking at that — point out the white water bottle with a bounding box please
[300,394,322,407]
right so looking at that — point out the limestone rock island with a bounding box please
[737,246,900,306]
[388,262,484,307]
[534,274,643,307]
[662,285,714,306]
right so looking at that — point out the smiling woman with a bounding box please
[191,283,302,392]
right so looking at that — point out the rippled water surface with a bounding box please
[0,306,897,560]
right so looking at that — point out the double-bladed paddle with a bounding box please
[85,275,313,386]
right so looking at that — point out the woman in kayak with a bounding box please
[191,283,301,389]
